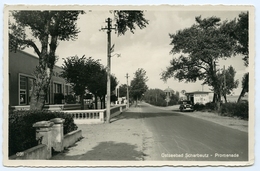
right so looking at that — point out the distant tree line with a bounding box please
[143,88,179,107]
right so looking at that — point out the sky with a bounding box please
[21,8,248,95]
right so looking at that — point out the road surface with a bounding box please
[134,102,248,161]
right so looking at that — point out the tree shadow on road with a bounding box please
[51,141,145,160]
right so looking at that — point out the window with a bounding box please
[65,85,69,95]
[19,76,27,104]
[19,75,36,105]
[53,83,63,104]
[54,83,62,93]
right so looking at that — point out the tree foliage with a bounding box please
[87,67,118,109]
[61,55,118,109]
[233,12,249,66]
[61,55,101,109]
[9,10,84,110]
[118,84,128,98]
[112,10,149,36]
[9,10,84,66]
[233,12,249,102]
[143,89,166,106]
[161,16,237,104]
[130,68,148,102]
[217,66,239,102]
[143,88,179,106]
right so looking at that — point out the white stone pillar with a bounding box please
[49,118,65,152]
[33,121,54,159]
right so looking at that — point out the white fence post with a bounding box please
[100,111,104,123]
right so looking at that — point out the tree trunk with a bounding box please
[237,72,249,103]
[30,16,54,110]
[99,97,103,109]
[213,93,216,103]
[30,85,46,110]
[224,95,227,103]
[237,85,246,103]
[94,94,98,109]
[216,92,221,113]
[102,96,106,109]
[30,66,51,110]
[80,93,84,110]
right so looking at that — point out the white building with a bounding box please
[186,91,211,105]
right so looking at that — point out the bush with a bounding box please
[220,102,248,119]
[205,102,216,111]
[65,95,76,104]
[193,103,205,111]
[9,110,78,156]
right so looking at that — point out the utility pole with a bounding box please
[117,86,120,101]
[102,18,115,123]
[126,73,130,109]
[223,57,227,103]
[223,64,226,103]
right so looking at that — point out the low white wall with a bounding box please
[63,104,127,124]
[63,130,82,149]
[9,144,48,160]
[9,130,82,160]
[63,109,105,125]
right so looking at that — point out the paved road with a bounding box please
[134,102,248,161]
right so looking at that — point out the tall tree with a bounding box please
[233,12,249,102]
[130,68,148,105]
[234,12,249,66]
[9,10,84,110]
[87,67,118,109]
[60,55,101,109]
[161,16,236,110]
[217,66,239,103]
[118,84,128,98]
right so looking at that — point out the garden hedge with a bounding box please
[220,102,248,119]
[9,110,78,156]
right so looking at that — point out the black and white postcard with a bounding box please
[3,5,255,167]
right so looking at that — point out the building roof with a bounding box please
[14,50,63,69]
[164,87,174,92]
[186,91,211,94]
